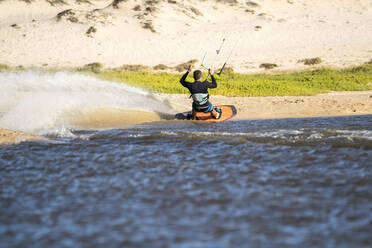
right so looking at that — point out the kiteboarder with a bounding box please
[180,64,222,120]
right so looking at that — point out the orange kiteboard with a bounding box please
[175,105,237,122]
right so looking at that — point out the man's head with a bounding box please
[193,70,202,81]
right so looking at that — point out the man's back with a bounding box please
[179,71,217,95]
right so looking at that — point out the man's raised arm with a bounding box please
[207,69,217,89]
[180,64,192,87]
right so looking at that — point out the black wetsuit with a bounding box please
[180,72,217,111]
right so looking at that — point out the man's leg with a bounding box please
[211,107,222,119]
[211,108,218,118]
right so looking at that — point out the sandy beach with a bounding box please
[0,0,371,72]
[165,90,372,120]
[1,0,372,144]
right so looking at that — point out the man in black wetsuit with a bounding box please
[180,65,221,119]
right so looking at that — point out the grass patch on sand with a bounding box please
[153,64,171,70]
[174,59,198,72]
[78,62,103,73]
[96,64,372,97]
[0,64,11,71]
[298,57,322,65]
[259,63,277,70]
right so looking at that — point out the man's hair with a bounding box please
[193,70,202,81]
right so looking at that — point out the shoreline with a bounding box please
[1,90,371,145]
[163,91,372,120]
[0,128,44,146]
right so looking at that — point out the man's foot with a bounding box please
[214,108,222,119]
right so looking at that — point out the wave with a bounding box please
[117,128,371,148]
[0,71,179,134]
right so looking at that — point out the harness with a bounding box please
[190,93,211,112]
[191,93,209,106]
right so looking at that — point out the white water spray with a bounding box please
[0,71,177,134]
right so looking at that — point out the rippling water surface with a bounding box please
[1,115,371,248]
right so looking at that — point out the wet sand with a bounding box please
[2,90,371,145]
[164,90,372,120]
[0,128,43,145]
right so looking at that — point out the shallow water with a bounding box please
[0,71,178,133]
[1,115,371,248]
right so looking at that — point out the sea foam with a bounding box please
[0,71,176,134]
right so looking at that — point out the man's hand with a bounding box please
[187,64,192,72]
[209,69,214,75]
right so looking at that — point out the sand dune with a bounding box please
[0,0,371,72]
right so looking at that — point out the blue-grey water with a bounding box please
[1,115,371,248]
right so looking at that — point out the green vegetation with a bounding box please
[112,0,128,9]
[153,64,170,70]
[246,1,260,7]
[174,59,198,72]
[96,64,372,96]
[298,57,322,65]
[0,64,11,71]
[133,4,141,11]
[78,62,103,73]
[190,7,202,16]
[259,63,277,70]
[113,64,150,72]
[86,26,97,37]
[46,0,67,6]
[1,62,371,97]
[245,9,255,14]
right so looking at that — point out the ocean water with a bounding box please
[0,72,371,248]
